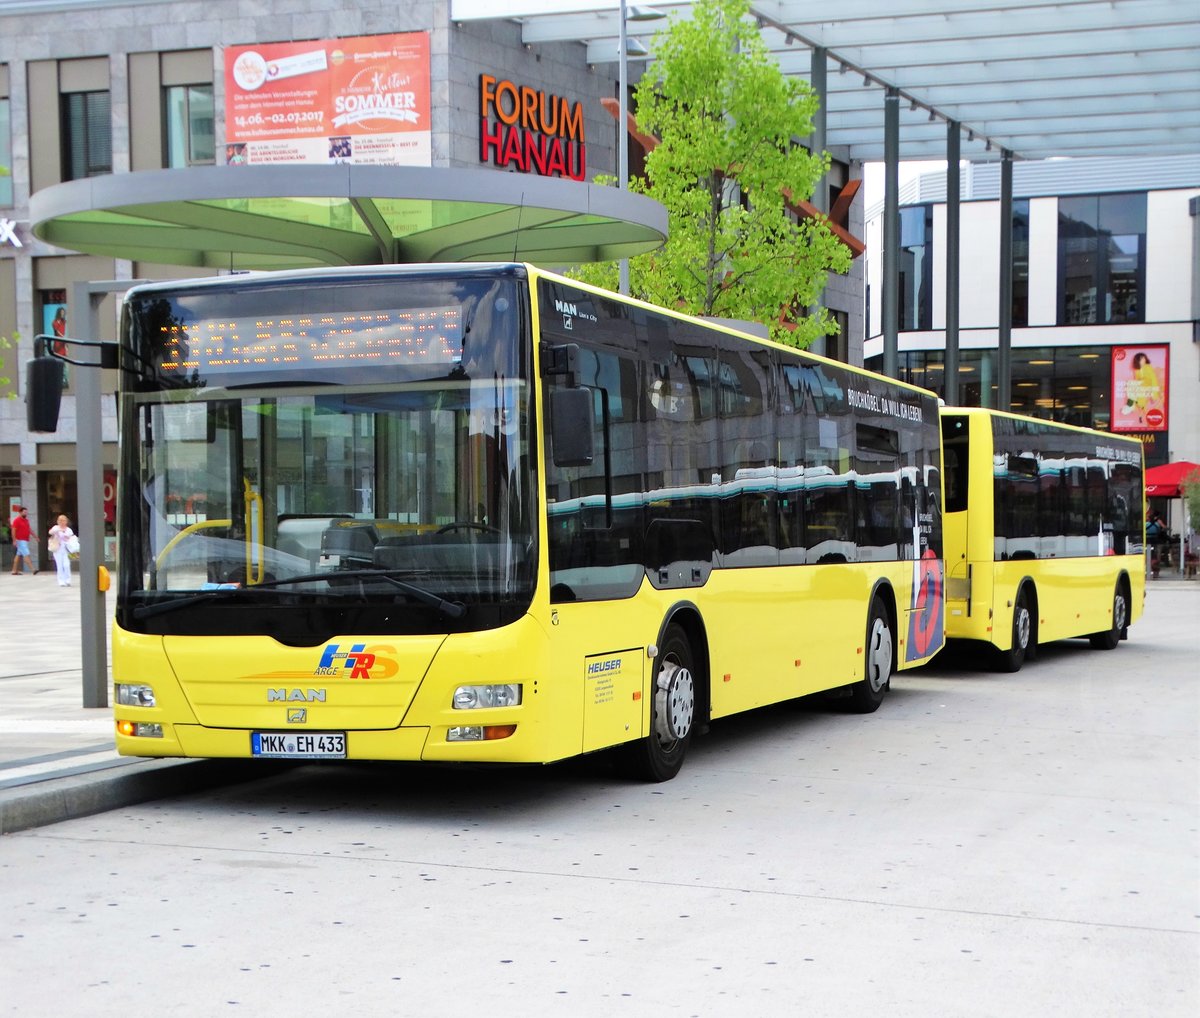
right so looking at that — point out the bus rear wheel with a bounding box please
[849,598,892,713]
[996,588,1033,672]
[619,625,696,782]
[1089,582,1128,650]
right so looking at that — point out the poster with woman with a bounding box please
[1111,345,1169,433]
[43,303,67,351]
[42,301,70,384]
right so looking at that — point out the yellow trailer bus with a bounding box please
[100,263,944,780]
[940,407,1144,672]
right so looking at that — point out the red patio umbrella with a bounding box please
[1145,461,1200,498]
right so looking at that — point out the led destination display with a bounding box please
[155,305,463,378]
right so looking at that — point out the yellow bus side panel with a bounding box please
[991,556,1145,649]
[946,557,1145,650]
[580,648,645,754]
[700,563,905,716]
[944,567,995,643]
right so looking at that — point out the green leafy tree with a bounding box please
[576,0,850,347]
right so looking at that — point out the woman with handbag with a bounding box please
[47,514,76,587]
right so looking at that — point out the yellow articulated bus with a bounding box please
[940,407,1145,672]
[107,263,944,780]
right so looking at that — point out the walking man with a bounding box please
[10,505,38,575]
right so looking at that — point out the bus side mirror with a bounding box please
[550,386,594,468]
[26,355,65,433]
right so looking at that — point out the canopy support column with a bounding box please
[944,122,961,405]
[809,46,828,333]
[997,149,1014,411]
[882,88,900,379]
[811,47,827,216]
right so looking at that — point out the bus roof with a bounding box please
[121,262,531,302]
[941,405,1143,447]
[527,264,942,405]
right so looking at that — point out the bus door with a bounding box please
[544,341,649,755]
[941,413,972,620]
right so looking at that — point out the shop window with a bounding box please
[62,90,112,180]
[164,83,214,167]
[831,310,849,362]
[871,346,1114,431]
[1057,193,1146,325]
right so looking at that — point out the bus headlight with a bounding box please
[117,720,164,738]
[452,684,522,709]
[116,683,156,707]
[447,725,517,742]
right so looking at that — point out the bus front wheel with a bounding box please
[850,598,892,713]
[996,588,1033,672]
[1089,582,1128,650]
[620,625,696,782]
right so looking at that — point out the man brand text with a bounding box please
[555,299,578,317]
[268,688,327,702]
[478,73,586,180]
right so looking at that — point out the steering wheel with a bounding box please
[437,522,500,536]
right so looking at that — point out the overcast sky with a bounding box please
[861,160,947,208]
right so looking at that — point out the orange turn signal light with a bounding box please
[117,720,135,737]
[482,724,517,741]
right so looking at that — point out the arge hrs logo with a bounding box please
[314,643,398,680]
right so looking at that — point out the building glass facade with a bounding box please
[898,203,932,331]
[1011,198,1029,328]
[1057,192,1146,326]
[875,345,1114,430]
[866,160,1198,480]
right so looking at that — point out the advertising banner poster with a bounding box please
[224,33,430,167]
[1111,344,1169,433]
[42,303,67,355]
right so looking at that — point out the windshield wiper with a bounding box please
[132,585,300,619]
[133,569,467,620]
[326,569,468,618]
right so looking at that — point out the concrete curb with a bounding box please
[0,759,292,835]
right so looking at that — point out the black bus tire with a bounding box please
[1089,581,1128,651]
[849,597,892,713]
[996,587,1033,673]
[619,624,696,782]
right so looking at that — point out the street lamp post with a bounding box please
[617,3,664,295]
[618,0,631,294]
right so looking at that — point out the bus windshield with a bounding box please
[117,271,535,639]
